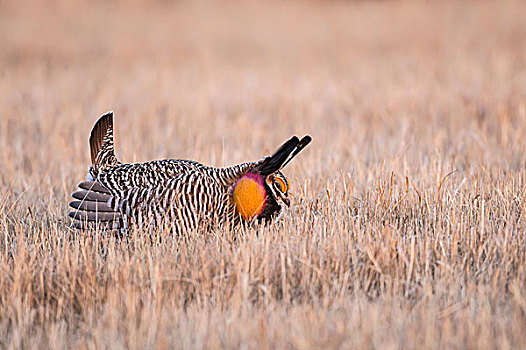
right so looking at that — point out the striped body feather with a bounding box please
[69,112,311,234]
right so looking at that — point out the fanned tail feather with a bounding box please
[90,111,119,166]
[68,181,123,230]
[70,111,123,232]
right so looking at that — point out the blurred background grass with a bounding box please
[1,1,526,348]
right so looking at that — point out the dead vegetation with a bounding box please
[1,1,526,348]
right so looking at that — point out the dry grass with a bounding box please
[1,1,526,348]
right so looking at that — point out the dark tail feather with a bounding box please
[68,209,120,222]
[68,181,123,229]
[71,189,111,202]
[78,180,111,193]
[90,111,119,166]
[70,200,115,212]
[255,135,312,175]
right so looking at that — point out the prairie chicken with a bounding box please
[69,112,311,234]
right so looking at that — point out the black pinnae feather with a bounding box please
[254,135,312,175]
[280,135,312,169]
[254,136,299,175]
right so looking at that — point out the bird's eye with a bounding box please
[274,176,289,194]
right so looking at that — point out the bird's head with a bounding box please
[230,134,311,222]
[231,171,291,221]
[265,171,291,207]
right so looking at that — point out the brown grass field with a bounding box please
[1,1,526,348]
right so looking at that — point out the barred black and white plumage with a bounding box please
[69,111,311,234]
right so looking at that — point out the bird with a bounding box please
[68,111,311,234]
